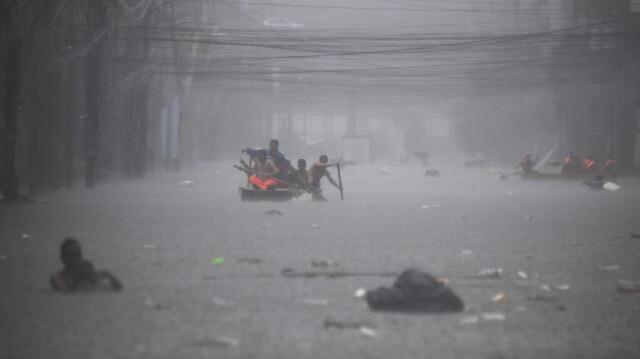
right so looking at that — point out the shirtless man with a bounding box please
[50,238,122,292]
[237,149,279,190]
[308,155,342,199]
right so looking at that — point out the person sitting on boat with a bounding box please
[309,155,342,194]
[242,139,289,177]
[237,149,279,190]
[269,156,293,188]
[515,151,538,175]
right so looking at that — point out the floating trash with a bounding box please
[359,327,377,337]
[517,271,528,279]
[481,312,506,321]
[144,298,166,309]
[191,337,239,348]
[491,293,506,302]
[603,182,620,191]
[310,223,322,229]
[178,180,194,187]
[311,259,338,268]
[460,316,480,324]
[618,279,640,293]
[460,250,473,256]
[598,265,620,273]
[212,297,234,307]
[421,205,443,209]
[211,257,225,265]
[304,298,329,306]
[354,288,367,298]
[263,209,283,216]
[476,268,502,279]
[237,257,262,264]
[551,284,570,291]
[21,234,30,240]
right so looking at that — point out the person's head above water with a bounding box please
[319,155,328,164]
[60,237,83,271]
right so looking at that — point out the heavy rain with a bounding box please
[1,1,640,358]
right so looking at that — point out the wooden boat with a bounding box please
[238,186,299,201]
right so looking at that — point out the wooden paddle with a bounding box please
[336,163,344,201]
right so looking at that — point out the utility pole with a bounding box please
[2,5,21,203]
[84,0,106,187]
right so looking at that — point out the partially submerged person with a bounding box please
[515,151,538,175]
[308,155,342,200]
[582,174,604,190]
[50,238,122,292]
[237,149,279,190]
[293,158,311,189]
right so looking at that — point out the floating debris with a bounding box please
[311,259,338,268]
[421,205,443,209]
[354,288,367,298]
[551,284,570,291]
[603,182,620,191]
[517,271,528,279]
[263,209,283,216]
[476,268,502,279]
[211,257,225,265]
[304,298,329,306]
[191,337,239,348]
[460,316,480,324]
[178,180,194,187]
[424,169,441,177]
[598,265,619,273]
[237,257,262,264]
[618,279,640,293]
[144,298,166,309]
[491,293,506,302]
[359,327,377,338]
[481,312,506,321]
[212,297,234,307]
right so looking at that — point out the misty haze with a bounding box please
[1,1,640,359]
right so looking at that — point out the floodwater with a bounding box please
[1,155,639,359]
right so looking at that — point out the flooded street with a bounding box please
[1,158,640,359]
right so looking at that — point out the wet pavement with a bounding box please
[1,159,639,359]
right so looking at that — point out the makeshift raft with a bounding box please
[238,186,299,201]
